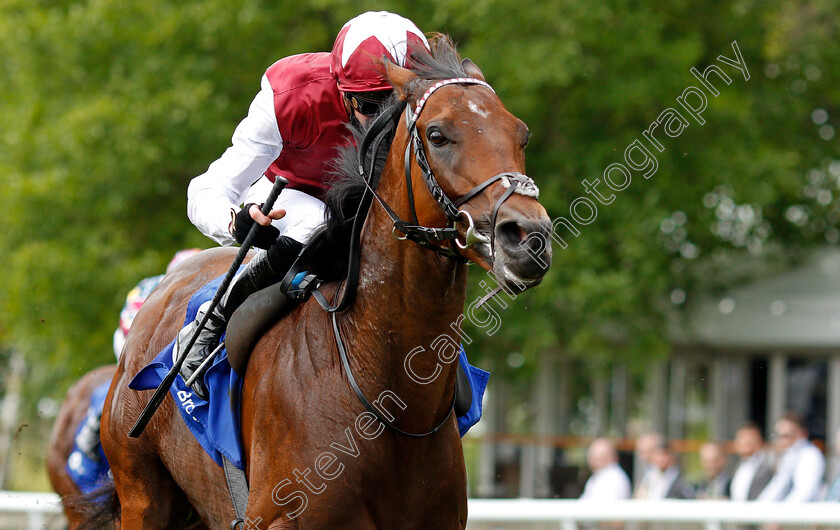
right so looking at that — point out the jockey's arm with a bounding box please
[187,75,284,246]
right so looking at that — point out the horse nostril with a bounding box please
[494,218,552,281]
[495,218,553,266]
[496,221,526,248]
[496,220,547,251]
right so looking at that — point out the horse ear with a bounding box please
[461,58,486,82]
[385,60,417,100]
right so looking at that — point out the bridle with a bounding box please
[374,77,540,261]
[302,76,539,437]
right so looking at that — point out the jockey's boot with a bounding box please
[75,408,103,461]
[176,249,279,400]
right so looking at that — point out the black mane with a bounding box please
[404,33,470,85]
[302,35,470,280]
[301,113,394,280]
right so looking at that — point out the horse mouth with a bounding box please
[463,234,548,291]
[501,264,542,287]
[462,216,552,291]
[491,218,552,289]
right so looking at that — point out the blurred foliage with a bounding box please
[0,0,838,411]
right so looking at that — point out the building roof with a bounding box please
[676,249,840,350]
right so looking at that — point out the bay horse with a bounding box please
[100,35,552,528]
[46,364,117,528]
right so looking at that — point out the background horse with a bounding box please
[46,364,116,528]
[100,36,552,528]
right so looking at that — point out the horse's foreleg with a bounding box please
[104,401,195,528]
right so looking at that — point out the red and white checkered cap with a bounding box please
[330,11,428,92]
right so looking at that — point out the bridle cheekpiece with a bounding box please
[399,77,540,259]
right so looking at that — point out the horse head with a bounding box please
[385,40,552,291]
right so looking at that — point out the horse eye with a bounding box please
[427,129,448,146]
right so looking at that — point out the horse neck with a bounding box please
[339,135,468,430]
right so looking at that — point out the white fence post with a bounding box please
[27,511,45,530]
[0,490,63,528]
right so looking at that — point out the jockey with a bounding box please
[76,248,202,459]
[180,11,428,399]
[112,248,202,358]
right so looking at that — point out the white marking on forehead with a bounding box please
[467,100,489,118]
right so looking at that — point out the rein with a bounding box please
[302,77,539,437]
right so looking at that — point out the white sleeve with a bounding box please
[187,75,283,246]
[616,469,632,499]
[785,446,825,502]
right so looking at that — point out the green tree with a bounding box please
[0,0,838,415]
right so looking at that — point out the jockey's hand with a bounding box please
[231,203,286,249]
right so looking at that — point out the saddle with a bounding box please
[225,276,473,416]
[225,280,294,377]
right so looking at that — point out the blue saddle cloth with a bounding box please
[130,273,489,471]
[66,381,111,495]
[456,349,489,437]
[130,272,245,469]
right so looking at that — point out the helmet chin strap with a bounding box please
[340,90,361,128]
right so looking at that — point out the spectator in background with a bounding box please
[636,431,663,465]
[580,438,632,501]
[757,412,825,502]
[77,248,203,459]
[729,421,775,501]
[823,428,840,501]
[695,441,732,499]
[633,431,663,497]
[634,440,694,499]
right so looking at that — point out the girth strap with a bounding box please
[223,455,250,530]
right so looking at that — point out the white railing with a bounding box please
[467,499,840,529]
[3,493,840,529]
[0,491,62,530]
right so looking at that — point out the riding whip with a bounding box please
[128,176,289,438]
